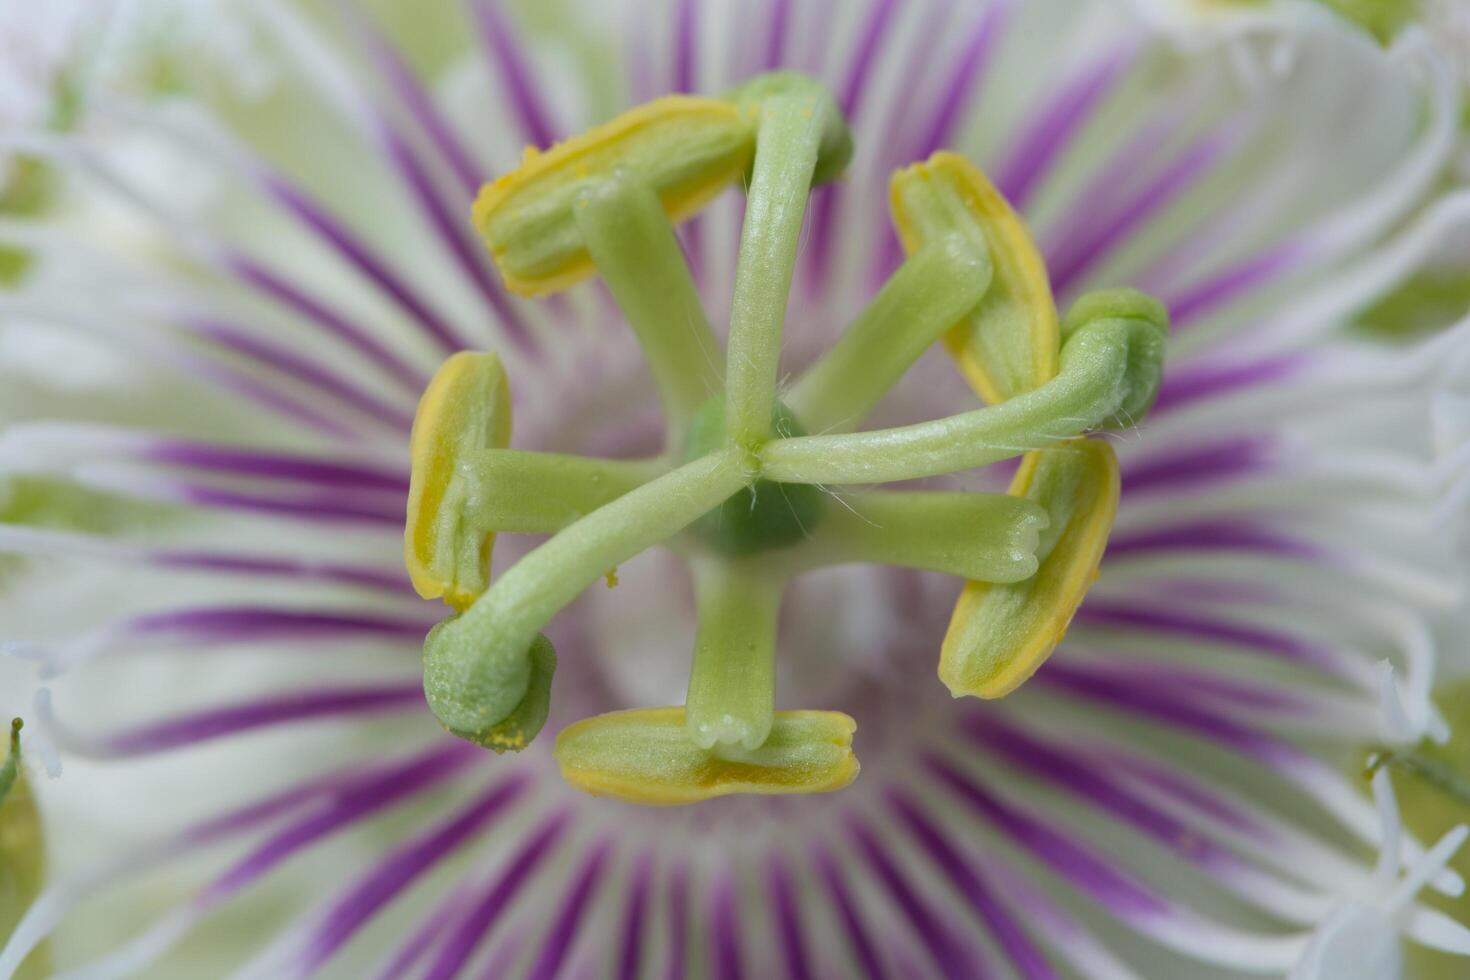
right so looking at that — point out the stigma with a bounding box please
[403,72,1168,804]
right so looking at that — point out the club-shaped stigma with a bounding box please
[406,72,1167,803]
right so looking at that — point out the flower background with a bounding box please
[2,0,1470,977]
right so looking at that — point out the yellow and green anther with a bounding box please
[891,151,1058,406]
[406,71,1166,804]
[941,439,1121,699]
[555,709,858,806]
[404,350,512,612]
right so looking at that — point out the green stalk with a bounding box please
[685,559,783,750]
[425,450,746,738]
[724,93,829,450]
[574,175,724,441]
[462,449,664,533]
[761,317,1161,485]
[787,237,991,434]
[792,491,1047,582]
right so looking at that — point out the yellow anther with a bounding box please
[473,96,756,296]
[555,707,859,805]
[890,151,1059,404]
[939,438,1119,699]
[404,351,512,611]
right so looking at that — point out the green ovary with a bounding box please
[682,396,824,556]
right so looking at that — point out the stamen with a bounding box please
[472,95,757,297]
[890,151,1059,404]
[412,70,1167,803]
[554,708,858,805]
[787,233,992,434]
[941,439,1120,698]
[759,306,1166,485]
[685,561,783,750]
[794,491,1048,583]
[572,172,724,439]
[404,350,512,611]
[722,75,851,451]
[458,449,661,535]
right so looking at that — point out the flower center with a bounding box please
[401,71,1169,805]
[681,395,823,556]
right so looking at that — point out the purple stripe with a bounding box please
[191,319,416,431]
[469,0,558,147]
[924,754,1169,917]
[476,928,531,980]
[673,0,697,92]
[128,605,429,644]
[299,774,530,973]
[763,0,792,70]
[812,846,887,980]
[868,4,1009,280]
[1035,661,1308,766]
[800,0,900,290]
[885,789,1059,980]
[1057,657,1309,712]
[959,714,1237,872]
[371,878,478,980]
[1099,750,1269,835]
[153,551,409,593]
[201,361,362,440]
[1042,109,1178,266]
[836,0,899,118]
[766,855,813,980]
[422,809,574,980]
[846,817,986,979]
[204,744,470,899]
[473,928,532,980]
[664,863,690,980]
[1105,520,1323,562]
[1120,436,1279,495]
[375,122,533,350]
[1141,579,1282,605]
[184,753,424,845]
[351,8,484,195]
[174,483,404,524]
[1168,240,1306,328]
[908,1,1009,160]
[146,442,406,491]
[527,840,614,980]
[1152,353,1310,415]
[1074,601,1340,672]
[617,854,654,980]
[226,254,427,392]
[105,682,425,755]
[262,176,465,352]
[710,871,744,980]
[1048,124,1236,296]
[995,44,1134,209]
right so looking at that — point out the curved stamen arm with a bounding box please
[685,558,783,751]
[574,174,724,441]
[725,92,834,450]
[760,314,1165,486]
[423,449,746,739]
[785,236,992,435]
[460,449,665,534]
[786,491,1048,582]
